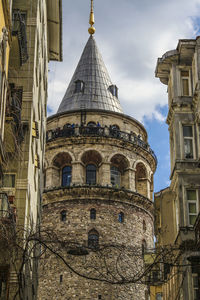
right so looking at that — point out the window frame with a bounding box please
[118,212,124,223]
[86,164,96,185]
[110,165,121,187]
[182,124,195,159]
[2,174,16,188]
[186,189,199,226]
[61,165,72,187]
[60,210,67,222]
[90,208,96,220]
[179,69,191,96]
[88,230,99,249]
[74,80,85,93]
[192,273,200,300]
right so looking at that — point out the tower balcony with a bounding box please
[46,125,157,166]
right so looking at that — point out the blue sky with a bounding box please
[47,0,200,193]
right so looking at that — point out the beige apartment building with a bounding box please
[0,0,62,299]
[155,37,200,300]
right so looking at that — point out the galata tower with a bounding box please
[38,1,157,299]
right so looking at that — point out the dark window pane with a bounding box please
[110,166,120,187]
[183,126,193,137]
[62,166,71,187]
[86,164,96,184]
[3,174,15,187]
[88,233,99,249]
[74,80,84,93]
[60,210,66,222]
[90,209,96,220]
[118,212,124,223]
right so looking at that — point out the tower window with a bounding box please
[118,212,124,223]
[143,220,146,232]
[87,122,96,127]
[74,80,85,93]
[142,240,147,257]
[60,275,63,283]
[62,166,72,187]
[183,125,194,159]
[110,166,121,187]
[108,85,118,98]
[60,210,66,222]
[90,208,96,220]
[86,164,96,185]
[88,229,99,249]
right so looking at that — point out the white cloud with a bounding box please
[47,0,200,122]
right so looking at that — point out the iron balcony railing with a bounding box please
[46,125,157,165]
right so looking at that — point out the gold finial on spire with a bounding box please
[88,0,95,35]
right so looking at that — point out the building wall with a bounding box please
[0,0,11,147]
[155,37,200,300]
[0,0,62,299]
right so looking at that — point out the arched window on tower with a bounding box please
[90,208,96,220]
[86,164,96,185]
[135,163,148,197]
[88,229,99,249]
[87,121,96,127]
[118,212,124,223]
[74,80,85,93]
[110,166,121,187]
[62,166,72,187]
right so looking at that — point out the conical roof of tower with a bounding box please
[57,35,123,114]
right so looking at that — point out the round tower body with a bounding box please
[38,109,156,299]
[38,35,157,300]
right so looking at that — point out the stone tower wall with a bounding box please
[38,110,156,300]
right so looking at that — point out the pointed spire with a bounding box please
[57,36,123,114]
[88,0,95,35]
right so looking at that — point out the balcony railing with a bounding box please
[12,10,28,65]
[46,125,157,165]
[0,193,15,221]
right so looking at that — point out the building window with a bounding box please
[90,208,96,220]
[110,166,121,187]
[86,164,96,185]
[74,80,85,93]
[183,125,194,159]
[156,292,163,300]
[60,210,66,222]
[143,220,146,232]
[181,70,190,96]
[88,229,99,249]
[118,212,124,223]
[192,274,200,300]
[2,174,15,187]
[186,189,198,226]
[0,277,7,299]
[98,296,102,300]
[60,274,63,283]
[62,166,71,187]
